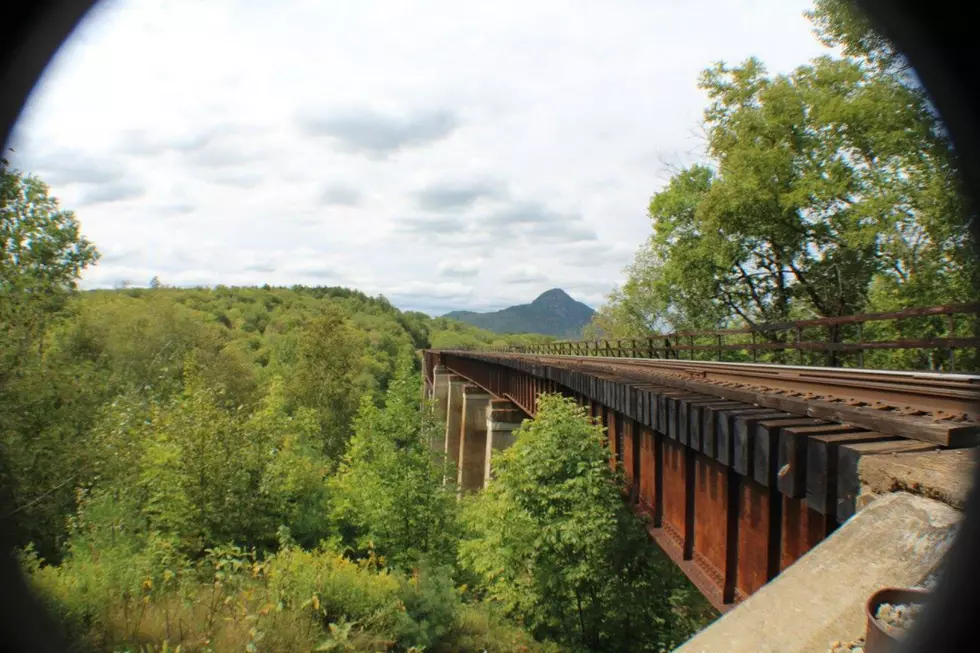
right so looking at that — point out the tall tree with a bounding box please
[1,160,98,388]
[286,306,364,459]
[592,6,972,338]
[460,395,709,652]
[1,161,99,557]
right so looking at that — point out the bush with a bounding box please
[25,538,468,653]
[394,566,460,650]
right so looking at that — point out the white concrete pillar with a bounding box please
[458,384,492,492]
[444,377,466,474]
[430,365,452,452]
[484,399,525,487]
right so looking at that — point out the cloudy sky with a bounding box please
[7,0,828,315]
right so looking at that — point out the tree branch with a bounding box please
[785,260,833,316]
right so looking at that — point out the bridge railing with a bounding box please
[487,303,980,372]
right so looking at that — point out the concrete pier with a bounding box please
[484,398,525,487]
[430,365,452,452]
[458,384,492,492]
[444,377,466,472]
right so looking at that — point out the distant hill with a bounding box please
[443,288,595,337]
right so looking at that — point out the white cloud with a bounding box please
[502,264,547,284]
[7,0,828,314]
[437,258,483,278]
[297,108,460,158]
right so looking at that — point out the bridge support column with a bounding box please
[444,377,466,476]
[430,365,452,452]
[458,385,492,492]
[484,399,525,487]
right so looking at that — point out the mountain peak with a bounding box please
[531,288,573,305]
[443,288,594,337]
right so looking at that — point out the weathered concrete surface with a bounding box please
[857,448,977,512]
[458,385,491,492]
[484,399,525,487]
[674,492,960,653]
[430,365,452,452]
[444,377,466,470]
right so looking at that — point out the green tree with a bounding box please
[1,159,98,388]
[331,358,458,571]
[1,161,99,557]
[137,362,253,553]
[592,6,972,343]
[286,307,364,459]
[806,0,905,73]
[253,377,330,548]
[460,395,709,652]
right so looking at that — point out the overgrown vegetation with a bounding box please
[1,156,708,651]
[460,396,713,652]
[586,0,978,371]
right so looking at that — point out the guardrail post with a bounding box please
[856,323,864,368]
[948,313,956,372]
[827,324,839,368]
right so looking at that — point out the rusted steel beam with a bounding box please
[684,447,696,560]
[638,426,658,518]
[607,410,619,471]
[736,478,772,596]
[662,438,688,549]
[780,497,826,571]
[653,429,664,528]
[692,454,730,602]
[647,523,731,613]
[629,418,642,504]
[724,468,740,604]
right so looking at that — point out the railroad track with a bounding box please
[458,352,980,447]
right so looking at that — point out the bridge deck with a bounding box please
[424,350,977,611]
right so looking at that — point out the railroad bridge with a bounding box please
[420,305,980,641]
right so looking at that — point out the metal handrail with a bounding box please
[477,303,980,372]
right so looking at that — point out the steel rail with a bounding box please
[524,355,979,416]
[440,350,980,446]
